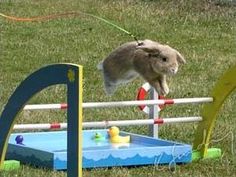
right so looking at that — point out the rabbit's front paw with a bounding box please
[162,84,169,96]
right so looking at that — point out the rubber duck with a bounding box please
[93,132,106,142]
[108,126,130,144]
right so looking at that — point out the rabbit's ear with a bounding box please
[136,43,160,54]
[175,50,186,64]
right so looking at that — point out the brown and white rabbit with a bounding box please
[98,39,186,96]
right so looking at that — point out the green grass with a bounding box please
[0,0,236,176]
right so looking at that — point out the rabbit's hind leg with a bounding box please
[104,80,117,95]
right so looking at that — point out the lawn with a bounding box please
[0,0,236,176]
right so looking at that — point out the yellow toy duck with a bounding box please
[108,126,130,144]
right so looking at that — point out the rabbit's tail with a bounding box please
[97,62,103,71]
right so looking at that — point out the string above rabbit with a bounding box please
[0,11,142,45]
[0,11,186,96]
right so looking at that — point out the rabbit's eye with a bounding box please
[162,57,167,62]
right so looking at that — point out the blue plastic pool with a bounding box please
[7,130,192,169]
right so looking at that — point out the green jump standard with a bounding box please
[192,148,221,161]
[2,160,20,171]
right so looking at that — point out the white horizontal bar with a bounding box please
[13,117,202,130]
[14,123,67,130]
[163,117,202,123]
[172,97,213,104]
[23,97,213,110]
[83,119,154,128]
[24,104,62,110]
[82,116,202,128]
[83,98,212,108]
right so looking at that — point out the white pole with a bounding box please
[82,119,154,128]
[162,117,203,123]
[23,97,213,110]
[24,104,65,110]
[13,117,202,130]
[83,98,213,108]
[14,123,67,130]
[149,88,159,138]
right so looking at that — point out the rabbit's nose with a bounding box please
[170,68,178,74]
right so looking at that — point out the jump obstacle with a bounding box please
[15,97,210,130]
[0,64,235,177]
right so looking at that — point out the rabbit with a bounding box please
[97,39,186,96]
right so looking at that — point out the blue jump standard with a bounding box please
[6,130,192,169]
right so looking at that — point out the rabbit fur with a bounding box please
[98,39,186,96]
